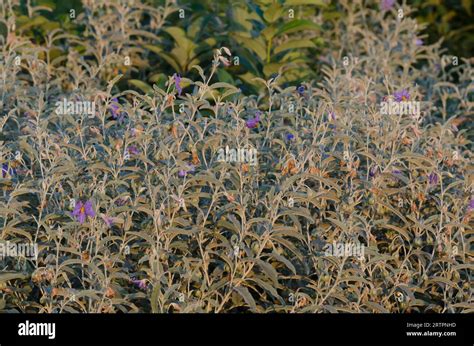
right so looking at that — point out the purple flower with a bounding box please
[468,199,474,212]
[109,98,120,119]
[286,133,294,141]
[1,163,8,178]
[246,111,261,129]
[127,145,140,156]
[130,127,142,137]
[380,0,395,11]
[178,164,195,178]
[115,197,128,206]
[297,85,305,95]
[415,38,423,46]
[393,89,410,102]
[1,163,16,178]
[428,172,439,185]
[131,278,147,290]
[369,166,378,178]
[173,74,182,96]
[101,215,114,228]
[72,200,96,224]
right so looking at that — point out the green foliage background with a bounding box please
[8,0,472,94]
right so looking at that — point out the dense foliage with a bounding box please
[0,0,472,313]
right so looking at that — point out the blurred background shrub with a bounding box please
[5,0,473,92]
[410,0,473,58]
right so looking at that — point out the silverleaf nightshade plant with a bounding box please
[0,0,471,315]
[246,111,261,129]
[71,200,96,224]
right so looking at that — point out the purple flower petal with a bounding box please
[428,172,439,185]
[115,197,128,206]
[468,199,474,212]
[77,212,86,224]
[1,162,16,178]
[381,0,395,11]
[109,98,120,119]
[369,166,377,178]
[1,163,8,178]
[246,112,261,129]
[132,279,147,290]
[174,74,182,96]
[84,200,95,218]
[103,216,113,227]
[127,146,140,156]
[72,201,83,217]
[246,120,257,128]
[393,89,410,102]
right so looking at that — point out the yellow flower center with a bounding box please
[80,206,85,214]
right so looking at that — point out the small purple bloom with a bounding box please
[1,163,16,178]
[115,197,128,206]
[415,38,423,46]
[109,98,120,119]
[1,163,7,178]
[127,145,140,156]
[381,0,395,11]
[246,111,261,129]
[178,164,195,178]
[393,89,410,102]
[297,85,305,95]
[173,74,182,96]
[102,215,114,228]
[72,200,96,224]
[428,172,439,185]
[369,166,378,178]
[468,199,474,212]
[286,133,294,141]
[131,278,147,290]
